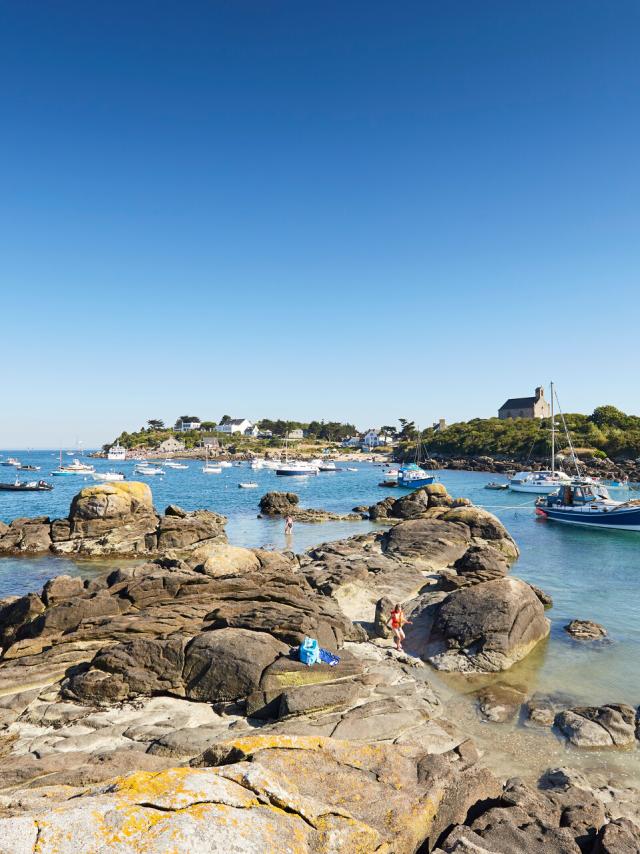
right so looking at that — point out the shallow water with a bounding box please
[1,450,639,779]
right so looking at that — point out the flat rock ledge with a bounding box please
[0,482,227,557]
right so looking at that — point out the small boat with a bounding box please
[52,456,95,476]
[384,468,399,479]
[238,482,259,489]
[509,470,572,494]
[250,460,265,470]
[347,467,358,472]
[397,463,435,489]
[202,464,222,474]
[536,483,640,531]
[135,465,164,476]
[276,461,319,476]
[18,465,40,471]
[318,461,338,472]
[218,461,233,468]
[2,458,21,467]
[92,471,125,482]
[262,459,283,470]
[485,481,509,491]
[0,479,53,492]
[163,461,189,470]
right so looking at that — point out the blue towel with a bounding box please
[319,648,340,667]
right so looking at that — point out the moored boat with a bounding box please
[276,461,319,476]
[92,471,125,482]
[536,483,640,531]
[0,480,53,492]
[485,481,509,490]
[238,482,259,489]
[107,442,127,462]
[509,470,572,494]
[397,463,435,489]
[2,458,21,467]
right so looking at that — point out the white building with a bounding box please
[177,418,201,432]
[244,424,260,437]
[219,418,253,435]
[361,430,393,448]
[341,436,362,447]
[287,428,304,440]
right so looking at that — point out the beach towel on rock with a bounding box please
[319,648,340,666]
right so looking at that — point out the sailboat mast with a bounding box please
[550,381,555,475]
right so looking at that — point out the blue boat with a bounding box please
[536,482,640,532]
[397,463,435,489]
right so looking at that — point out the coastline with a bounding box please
[0,480,638,850]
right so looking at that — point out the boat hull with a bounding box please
[276,469,318,476]
[510,482,566,494]
[540,506,640,531]
[397,476,435,489]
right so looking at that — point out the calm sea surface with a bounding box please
[1,450,639,740]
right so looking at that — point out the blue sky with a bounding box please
[1,1,638,447]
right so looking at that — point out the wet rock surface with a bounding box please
[565,619,608,641]
[258,490,362,522]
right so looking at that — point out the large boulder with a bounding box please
[0,517,52,553]
[425,577,551,672]
[258,491,299,515]
[382,518,471,570]
[555,704,638,748]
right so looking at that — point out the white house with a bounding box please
[219,418,253,435]
[177,418,201,432]
[287,428,304,440]
[244,424,260,437]
[361,430,392,448]
[157,437,185,453]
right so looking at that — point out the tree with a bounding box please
[219,415,231,425]
[398,418,417,440]
[147,419,165,430]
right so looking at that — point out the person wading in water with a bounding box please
[284,515,294,536]
[387,603,412,652]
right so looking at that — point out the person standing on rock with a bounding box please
[387,604,411,652]
[284,515,294,536]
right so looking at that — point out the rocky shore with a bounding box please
[425,453,640,482]
[0,483,638,852]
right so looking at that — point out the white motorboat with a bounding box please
[509,470,572,494]
[107,442,127,462]
[2,458,21,467]
[250,459,265,470]
[218,461,233,468]
[135,465,164,476]
[347,467,358,472]
[53,455,95,476]
[238,482,259,489]
[202,464,222,474]
[93,471,125,482]
[164,461,189,470]
[312,459,338,472]
[262,459,282,470]
[276,461,319,476]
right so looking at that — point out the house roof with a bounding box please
[226,418,249,425]
[499,396,538,410]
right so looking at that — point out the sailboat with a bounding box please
[397,428,435,489]
[202,447,221,474]
[509,382,573,494]
[276,433,318,476]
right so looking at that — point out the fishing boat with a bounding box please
[536,483,640,531]
[92,471,125,482]
[107,442,127,462]
[397,463,435,488]
[0,479,53,492]
[238,482,259,489]
[485,481,509,490]
[18,465,40,471]
[396,428,436,489]
[2,458,21,467]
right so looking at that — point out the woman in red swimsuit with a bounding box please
[387,604,412,651]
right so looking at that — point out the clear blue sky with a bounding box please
[1,1,638,447]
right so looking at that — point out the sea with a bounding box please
[1,449,639,781]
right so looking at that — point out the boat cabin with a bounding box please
[545,482,611,507]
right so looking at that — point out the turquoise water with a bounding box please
[1,450,639,709]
